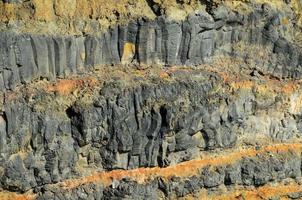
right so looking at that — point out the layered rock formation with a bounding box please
[1,0,302,199]
[0,2,302,91]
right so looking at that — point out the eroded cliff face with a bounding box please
[1,0,302,200]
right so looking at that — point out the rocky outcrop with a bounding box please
[1,3,302,92]
[0,64,302,197]
[1,1,302,200]
[31,144,302,199]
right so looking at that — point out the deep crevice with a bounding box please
[199,0,219,14]
[66,107,76,120]
[157,105,170,168]
[159,105,168,129]
[145,0,162,16]
[2,112,8,138]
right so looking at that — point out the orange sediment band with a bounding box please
[0,191,36,200]
[59,143,302,190]
[1,143,301,200]
[199,181,302,200]
[46,77,98,96]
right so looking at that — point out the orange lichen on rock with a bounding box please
[46,77,98,96]
[59,143,302,190]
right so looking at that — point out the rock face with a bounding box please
[0,3,302,91]
[1,0,302,200]
[34,149,302,199]
[1,65,302,198]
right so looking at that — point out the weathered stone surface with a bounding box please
[31,149,302,199]
[0,65,301,196]
[1,1,302,199]
[0,4,301,92]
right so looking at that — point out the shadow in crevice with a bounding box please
[199,0,219,14]
[145,0,162,16]
[66,107,77,119]
[2,112,8,136]
[157,105,171,168]
[159,106,168,129]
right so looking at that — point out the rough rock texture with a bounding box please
[1,0,302,200]
[34,152,302,199]
[1,2,302,92]
[1,63,302,199]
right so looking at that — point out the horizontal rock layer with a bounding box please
[0,4,302,92]
[30,144,302,199]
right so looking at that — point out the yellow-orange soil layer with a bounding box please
[0,191,35,200]
[195,181,302,200]
[59,143,302,190]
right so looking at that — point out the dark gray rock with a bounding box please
[75,36,86,71]
[65,37,77,75]
[31,35,50,79]
[202,167,225,188]
[224,163,242,185]
[53,37,67,77]
[84,36,100,68]
[2,155,36,192]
